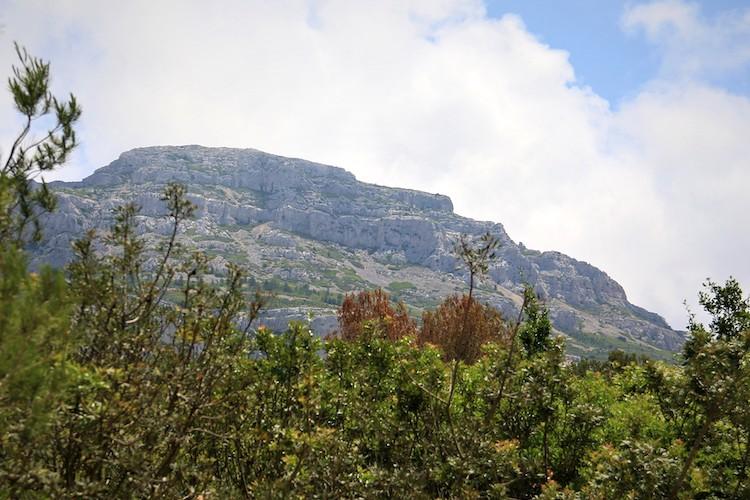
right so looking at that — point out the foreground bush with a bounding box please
[3,187,750,497]
[337,288,416,342]
[3,44,750,499]
[419,294,506,364]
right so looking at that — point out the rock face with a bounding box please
[37,145,684,359]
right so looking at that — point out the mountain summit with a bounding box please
[39,145,682,359]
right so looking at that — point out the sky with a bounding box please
[1,0,749,329]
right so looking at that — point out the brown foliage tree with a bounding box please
[418,294,506,363]
[337,288,417,341]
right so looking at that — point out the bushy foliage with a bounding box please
[337,288,416,341]
[0,247,72,492]
[418,294,506,363]
[3,203,750,498]
[519,286,552,357]
[3,44,750,499]
[1,43,80,245]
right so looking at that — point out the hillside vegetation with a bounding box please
[2,45,750,499]
[36,143,685,359]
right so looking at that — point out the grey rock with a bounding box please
[35,145,684,357]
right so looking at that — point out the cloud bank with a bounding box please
[1,0,748,329]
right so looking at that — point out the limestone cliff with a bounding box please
[36,145,683,359]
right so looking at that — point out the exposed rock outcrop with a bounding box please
[38,145,683,358]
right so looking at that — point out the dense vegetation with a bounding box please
[2,46,750,499]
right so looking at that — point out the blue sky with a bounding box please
[1,0,749,329]
[487,0,750,102]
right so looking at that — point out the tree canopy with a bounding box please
[2,44,750,499]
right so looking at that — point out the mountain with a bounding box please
[35,145,683,360]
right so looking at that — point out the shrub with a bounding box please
[337,288,417,341]
[418,294,506,364]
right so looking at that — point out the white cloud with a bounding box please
[623,0,750,78]
[607,82,750,324]
[0,0,748,329]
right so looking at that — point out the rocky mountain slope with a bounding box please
[35,145,683,359]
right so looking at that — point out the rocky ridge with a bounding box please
[37,145,684,359]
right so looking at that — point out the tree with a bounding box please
[453,232,499,303]
[668,277,750,498]
[57,193,266,496]
[0,43,80,494]
[337,288,416,341]
[484,284,541,425]
[1,42,81,245]
[0,247,72,493]
[418,294,505,363]
[435,232,500,459]
[519,286,552,357]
